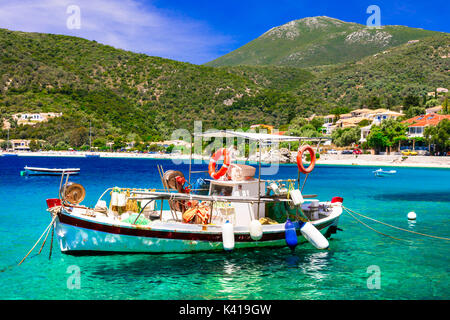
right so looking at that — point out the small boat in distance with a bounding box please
[373,168,397,177]
[85,154,100,158]
[21,166,80,176]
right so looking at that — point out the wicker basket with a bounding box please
[227,164,256,181]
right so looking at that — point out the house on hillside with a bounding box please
[369,110,403,124]
[11,112,63,126]
[427,87,448,97]
[350,108,372,117]
[359,109,404,143]
[403,113,450,138]
[322,115,335,135]
[9,139,30,151]
[250,124,274,134]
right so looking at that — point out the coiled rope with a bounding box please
[343,206,450,241]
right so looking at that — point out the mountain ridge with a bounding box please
[206,16,445,68]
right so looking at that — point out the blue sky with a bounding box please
[0,0,448,64]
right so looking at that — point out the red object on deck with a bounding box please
[331,197,344,204]
[46,198,61,208]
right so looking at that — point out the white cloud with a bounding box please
[0,0,231,64]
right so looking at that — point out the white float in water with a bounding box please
[222,220,235,251]
[300,222,329,249]
[407,212,417,220]
[249,220,263,241]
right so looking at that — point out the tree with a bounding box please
[366,96,382,110]
[426,119,450,153]
[403,95,420,110]
[330,107,350,122]
[309,117,324,131]
[332,127,360,147]
[404,106,426,119]
[380,119,408,153]
[29,139,41,151]
[70,127,88,148]
[366,126,389,153]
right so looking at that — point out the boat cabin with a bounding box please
[207,178,266,226]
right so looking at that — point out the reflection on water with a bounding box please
[301,251,331,281]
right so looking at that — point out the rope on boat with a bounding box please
[343,206,450,241]
[18,207,60,266]
[37,222,53,254]
[343,208,406,242]
[18,215,57,266]
[49,224,54,260]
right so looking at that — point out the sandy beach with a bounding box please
[2,151,450,168]
[317,154,450,168]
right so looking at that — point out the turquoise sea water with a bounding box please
[0,156,448,300]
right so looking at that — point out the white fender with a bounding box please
[222,221,235,251]
[300,222,329,249]
[249,220,263,241]
[111,188,119,206]
[117,191,127,207]
[290,189,304,206]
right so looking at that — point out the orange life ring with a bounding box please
[297,145,316,174]
[208,148,231,179]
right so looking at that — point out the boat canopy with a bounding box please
[194,130,331,143]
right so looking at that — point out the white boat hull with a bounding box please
[54,207,341,254]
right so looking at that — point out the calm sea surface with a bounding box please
[0,156,448,299]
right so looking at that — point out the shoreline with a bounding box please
[2,151,450,169]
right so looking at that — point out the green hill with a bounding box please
[206,16,442,68]
[297,34,450,114]
[0,28,313,148]
[0,24,448,150]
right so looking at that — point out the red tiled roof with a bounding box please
[402,113,450,127]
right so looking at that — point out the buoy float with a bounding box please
[111,187,119,206]
[297,145,316,174]
[407,212,417,220]
[222,220,235,251]
[249,220,263,241]
[208,148,231,180]
[285,219,298,250]
[298,221,329,249]
[289,189,304,206]
[117,190,126,207]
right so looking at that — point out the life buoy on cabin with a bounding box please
[297,145,316,174]
[208,148,231,179]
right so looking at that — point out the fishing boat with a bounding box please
[373,168,397,177]
[45,131,343,255]
[21,166,80,176]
